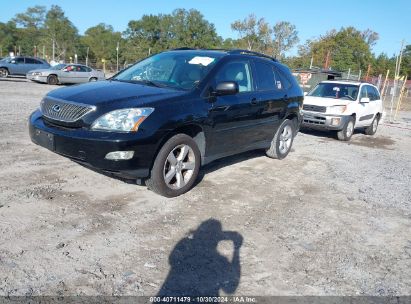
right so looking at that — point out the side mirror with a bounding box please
[11,60,16,64]
[214,81,239,96]
[360,97,370,103]
[304,92,308,96]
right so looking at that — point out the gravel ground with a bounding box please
[0,78,410,297]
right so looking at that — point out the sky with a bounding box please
[0,0,409,56]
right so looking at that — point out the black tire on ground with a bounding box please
[89,77,97,82]
[0,68,9,78]
[337,116,355,141]
[47,75,58,85]
[146,134,201,197]
[364,114,379,135]
[265,119,295,160]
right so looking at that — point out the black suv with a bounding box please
[29,49,303,197]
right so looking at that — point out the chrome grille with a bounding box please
[40,98,95,122]
[303,104,326,113]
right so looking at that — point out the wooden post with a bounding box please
[394,76,407,121]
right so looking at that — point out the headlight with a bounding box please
[329,105,347,114]
[32,72,42,76]
[91,108,154,132]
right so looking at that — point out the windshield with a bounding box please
[50,64,66,70]
[0,57,11,62]
[308,82,360,101]
[113,51,223,90]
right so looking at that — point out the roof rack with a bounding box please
[326,78,367,83]
[170,47,277,61]
[227,49,278,62]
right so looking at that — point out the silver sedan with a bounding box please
[27,63,105,85]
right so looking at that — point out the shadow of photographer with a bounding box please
[158,219,243,297]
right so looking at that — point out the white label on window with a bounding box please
[188,56,215,66]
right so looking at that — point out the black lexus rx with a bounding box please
[29,49,303,197]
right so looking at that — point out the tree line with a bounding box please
[0,5,409,77]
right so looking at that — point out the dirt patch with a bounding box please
[348,136,395,150]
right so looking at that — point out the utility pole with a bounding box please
[52,39,55,62]
[309,56,313,69]
[86,47,89,66]
[116,41,119,73]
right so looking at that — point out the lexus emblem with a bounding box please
[51,104,61,112]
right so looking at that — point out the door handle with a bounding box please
[250,98,258,105]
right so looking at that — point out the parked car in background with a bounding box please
[29,48,303,197]
[27,63,105,85]
[301,80,383,141]
[0,56,50,77]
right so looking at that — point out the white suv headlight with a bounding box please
[91,108,154,132]
[329,105,347,114]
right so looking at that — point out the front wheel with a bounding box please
[47,75,58,85]
[364,115,379,135]
[337,117,355,141]
[266,119,295,159]
[0,68,9,78]
[146,134,201,197]
[89,77,97,82]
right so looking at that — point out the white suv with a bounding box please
[301,80,383,141]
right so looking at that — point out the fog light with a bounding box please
[331,118,341,126]
[105,151,134,160]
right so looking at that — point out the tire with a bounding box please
[265,119,295,159]
[364,114,379,135]
[146,134,201,197]
[47,75,58,85]
[0,68,9,78]
[337,116,355,141]
[89,77,97,82]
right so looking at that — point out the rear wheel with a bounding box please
[266,119,295,159]
[0,68,9,78]
[337,117,355,141]
[146,134,201,197]
[365,115,379,135]
[47,75,58,85]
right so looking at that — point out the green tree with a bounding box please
[82,23,122,64]
[43,5,79,61]
[0,21,19,56]
[271,21,299,59]
[10,5,46,56]
[231,14,270,51]
[302,27,375,72]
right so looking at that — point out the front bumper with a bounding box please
[26,74,47,82]
[301,111,350,131]
[29,110,162,179]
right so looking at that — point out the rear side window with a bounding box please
[253,60,290,91]
[26,58,42,64]
[79,66,92,72]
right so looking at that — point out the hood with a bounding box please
[304,96,354,107]
[46,80,187,106]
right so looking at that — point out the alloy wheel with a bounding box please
[279,125,293,154]
[163,144,196,190]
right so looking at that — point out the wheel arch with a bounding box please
[152,123,206,170]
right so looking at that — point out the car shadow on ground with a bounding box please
[300,128,364,140]
[195,149,264,185]
[157,219,243,297]
[0,77,28,83]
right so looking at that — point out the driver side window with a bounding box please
[213,60,253,93]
